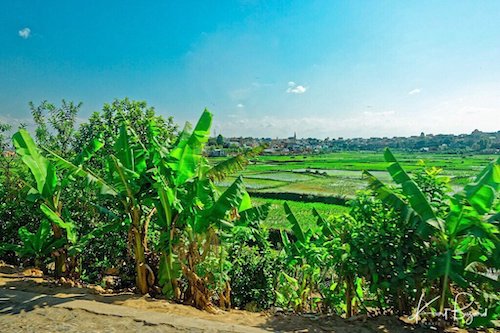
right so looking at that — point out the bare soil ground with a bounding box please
[0,264,479,333]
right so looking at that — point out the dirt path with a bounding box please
[0,266,449,332]
[0,288,265,332]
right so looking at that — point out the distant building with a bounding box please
[208,149,227,157]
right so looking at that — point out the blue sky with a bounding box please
[1,1,499,138]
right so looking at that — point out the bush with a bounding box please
[228,244,279,310]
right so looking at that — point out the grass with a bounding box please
[217,177,287,190]
[258,177,363,197]
[219,151,495,198]
[252,197,349,230]
[245,171,314,182]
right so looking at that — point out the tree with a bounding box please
[216,134,224,146]
[0,122,12,153]
[30,100,81,157]
[0,122,14,190]
[75,98,177,166]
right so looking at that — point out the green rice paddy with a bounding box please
[213,151,497,228]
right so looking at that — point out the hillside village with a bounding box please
[208,129,500,156]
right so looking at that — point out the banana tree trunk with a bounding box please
[439,250,452,313]
[164,251,181,300]
[133,228,149,294]
[345,276,353,318]
[51,223,67,277]
[131,207,148,295]
[34,258,42,270]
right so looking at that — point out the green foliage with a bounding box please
[2,99,499,329]
[30,100,81,157]
[11,127,117,277]
[229,245,277,310]
[413,162,450,217]
[367,148,499,317]
[0,122,12,152]
[0,126,43,262]
[13,129,58,198]
[272,149,498,324]
[344,192,433,314]
[207,146,264,182]
[168,110,212,186]
[75,98,177,170]
[0,220,66,268]
[276,202,330,313]
[228,205,277,311]
[153,110,269,308]
[44,106,268,306]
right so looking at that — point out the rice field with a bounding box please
[213,151,497,228]
[221,151,496,196]
[251,197,349,230]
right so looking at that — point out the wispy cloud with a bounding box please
[18,27,31,39]
[408,88,421,95]
[236,103,245,108]
[286,81,307,94]
[214,98,499,138]
[214,109,402,138]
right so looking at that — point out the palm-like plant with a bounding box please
[13,129,79,275]
[49,119,153,294]
[48,109,267,307]
[12,129,113,276]
[277,203,333,313]
[153,110,268,309]
[364,148,499,312]
[0,219,66,269]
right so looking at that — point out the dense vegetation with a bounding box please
[0,99,498,329]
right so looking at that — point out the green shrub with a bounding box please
[229,244,278,310]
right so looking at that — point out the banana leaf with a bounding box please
[284,202,306,243]
[12,129,58,198]
[168,110,212,186]
[384,148,443,232]
[40,203,78,244]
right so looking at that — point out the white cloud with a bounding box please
[408,88,421,95]
[172,81,500,139]
[236,103,245,108]
[214,110,405,139]
[18,27,31,39]
[288,85,307,94]
[286,81,307,94]
[213,96,500,139]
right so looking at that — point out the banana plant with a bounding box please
[277,202,330,313]
[106,124,152,294]
[48,108,266,303]
[179,176,254,310]
[13,129,113,276]
[51,122,153,294]
[153,110,267,310]
[364,148,499,313]
[0,219,66,269]
[151,110,214,302]
[47,118,157,294]
[320,212,363,317]
[285,205,364,316]
[13,129,79,275]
